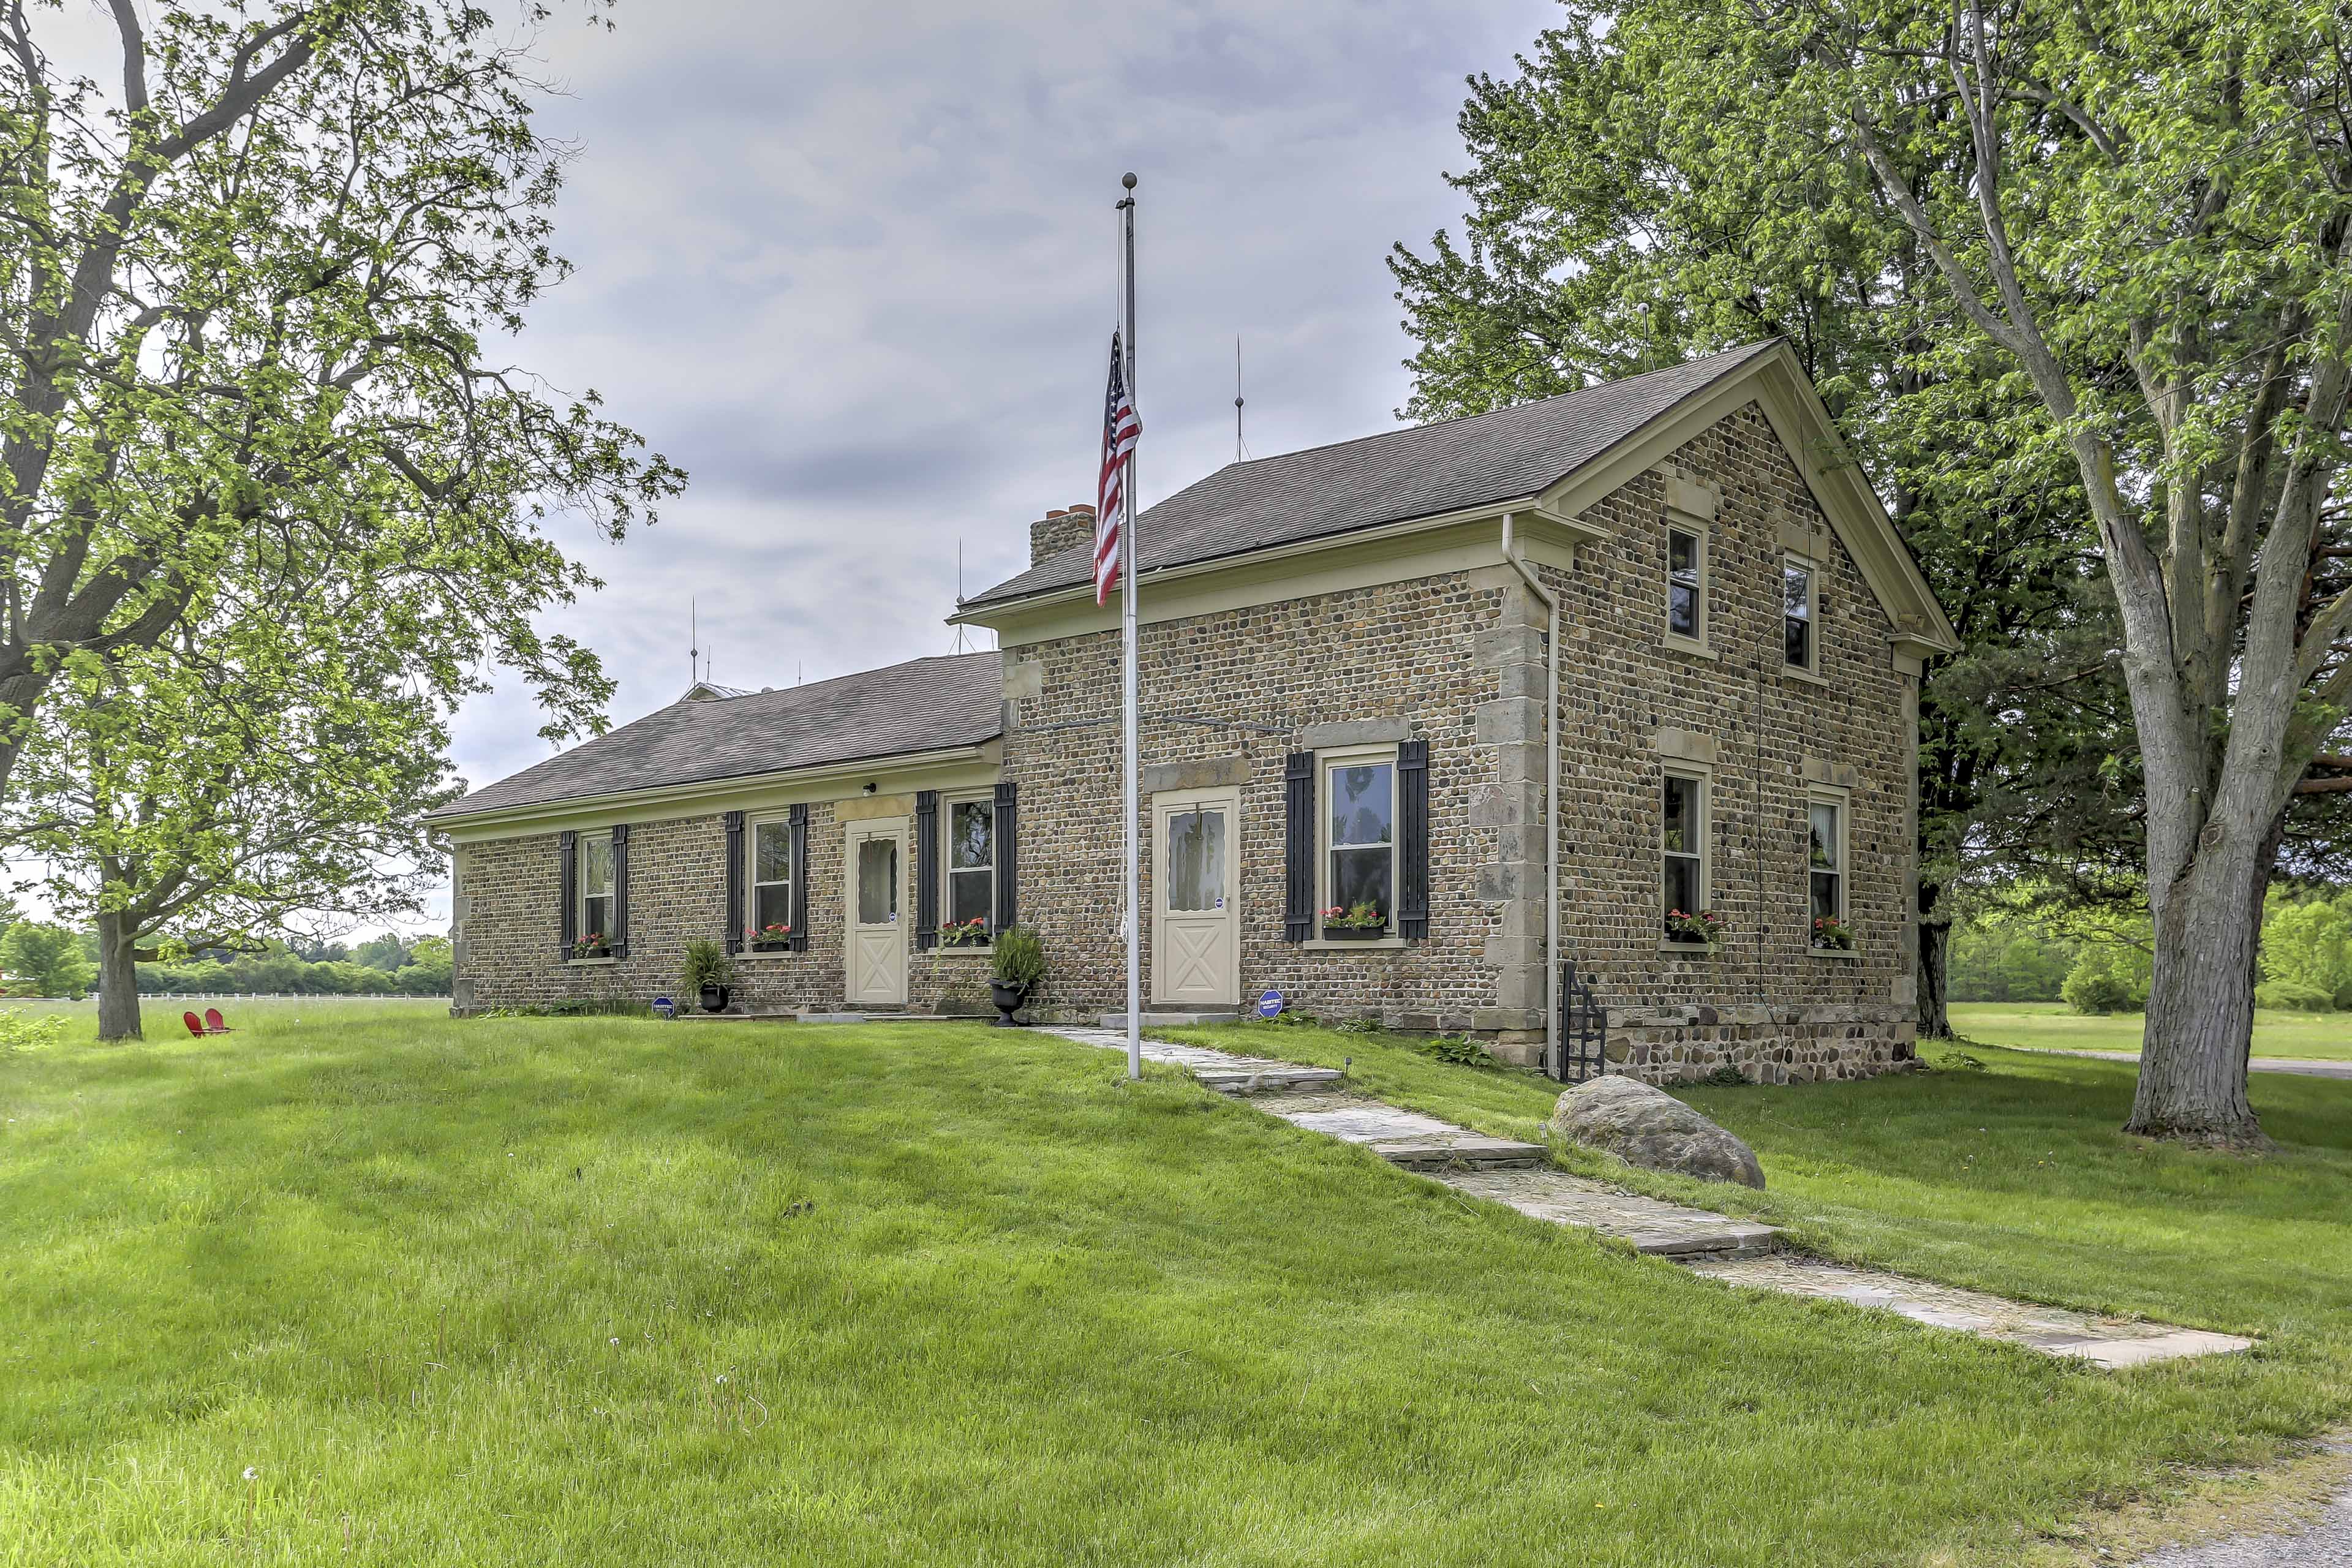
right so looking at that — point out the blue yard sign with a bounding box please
[652,996,676,1020]
[1256,990,1284,1020]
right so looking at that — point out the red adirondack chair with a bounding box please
[183,1011,205,1038]
[203,1008,232,1034]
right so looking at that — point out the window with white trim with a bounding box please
[577,831,614,951]
[1660,770,1709,942]
[1782,557,1818,671]
[748,817,792,944]
[1321,748,1396,931]
[1667,523,1707,645]
[944,796,995,944]
[1807,795,1849,948]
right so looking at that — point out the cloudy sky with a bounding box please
[423,0,1561,929]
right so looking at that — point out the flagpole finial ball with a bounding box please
[1122,172,1137,189]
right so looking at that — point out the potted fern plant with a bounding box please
[987,926,1046,1027]
[682,938,737,1013]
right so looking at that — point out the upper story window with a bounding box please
[945,797,995,943]
[1667,524,1707,646]
[1324,750,1396,932]
[749,818,793,942]
[1661,770,1710,943]
[1782,558,1819,673]
[577,831,614,950]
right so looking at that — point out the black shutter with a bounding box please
[1284,752,1314,942]
[1397,739,1429,940]
[608,823,630,957]
[557,829,578,960]
[723,811,745,954]
[993,781,1019,933]
[913,791,939,949]
[788,804,810,951]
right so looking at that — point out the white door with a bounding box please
[845,820,907,1006]
[1153,788,1239,1007]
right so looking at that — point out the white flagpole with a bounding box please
[1118,172,1142,1083]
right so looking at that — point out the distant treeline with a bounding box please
[0,922,450,999]
[1952,888,2352,1014]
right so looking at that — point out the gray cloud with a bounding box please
[425,0,1556,930]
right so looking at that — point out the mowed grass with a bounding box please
[0,1012,2345,1566]
[1163,1020,2352,1355]
[1951,1001,2352,1061]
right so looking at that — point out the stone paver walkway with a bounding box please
[1043,1025,2254,1367]
[1689,1255,2254,1368]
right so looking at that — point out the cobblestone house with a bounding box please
[432,341,1958,1083]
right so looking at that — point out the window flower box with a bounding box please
[747,922,794,954]
[1811,915,1856,951]
[1320,904,1389,941]
[940,916,990,948]
[1663,908,1725,951]
[569,934,611,961]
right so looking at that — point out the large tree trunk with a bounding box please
[1916,873,1953,1039]
[2128,834,2266,1147]
[94,909,143,1042]
[1918,916,1953,1039]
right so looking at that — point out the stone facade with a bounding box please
[452,804,1003,1019]
[448,394,1923,1084]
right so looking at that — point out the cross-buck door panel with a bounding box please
[1153,788,1239,1008]
[845,820,907,1006]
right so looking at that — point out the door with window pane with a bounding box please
[844,820,907,1005]
[1152,788,1238,1006]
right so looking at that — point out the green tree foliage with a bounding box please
[0,0,680,800]
[2063,946,2150,1016]
[2261,891,2352,1007]
[1401,0,2352,1143]
[1385,5,2135,1041]
[0,918,89,997]
[5,603,461,1037]
[352,933,411,973]
[135,938,447,997]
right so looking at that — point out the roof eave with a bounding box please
[950,497,1604,624]
[426,739,999,835]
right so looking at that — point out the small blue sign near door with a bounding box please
[1256,989,1284,1020]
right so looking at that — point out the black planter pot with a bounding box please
[1320,925,1387,941]
[989,979,1029,1027]
[698,984,731,1014]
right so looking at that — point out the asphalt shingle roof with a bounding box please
[962,341,1781,609]
[431,652,1003,820]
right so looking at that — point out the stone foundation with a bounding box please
[1604,1002,1916,1084]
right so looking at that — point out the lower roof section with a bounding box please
[428,651,1003,826]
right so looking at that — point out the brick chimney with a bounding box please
[1030,503,1096,567]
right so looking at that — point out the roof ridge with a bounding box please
[683,648,998,705]
[1213,339,1778,473]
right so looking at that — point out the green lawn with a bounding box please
[3,1008,2346,1565]
[1951,1001,2352,1061]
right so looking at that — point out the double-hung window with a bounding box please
[1660,771,1709,942]
[1782,558,1819,673]
[946,797,995,941]
[578,832,614,951]
[1807,796,1848,948]
[1324,751,1396,929]
[1666,524,1707,646]
[748,818,793,943]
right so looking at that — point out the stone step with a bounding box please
[1191,1065,1345,1095]
[1438,1169,1782,1259]
[1099,1010,1242,1029]
[1371,1135,1548,1172]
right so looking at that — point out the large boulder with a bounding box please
[1548,1076,1765,1189]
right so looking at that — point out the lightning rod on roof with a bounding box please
[1234,336,1247,462]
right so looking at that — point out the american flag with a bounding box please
[1095,331,1140,605]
